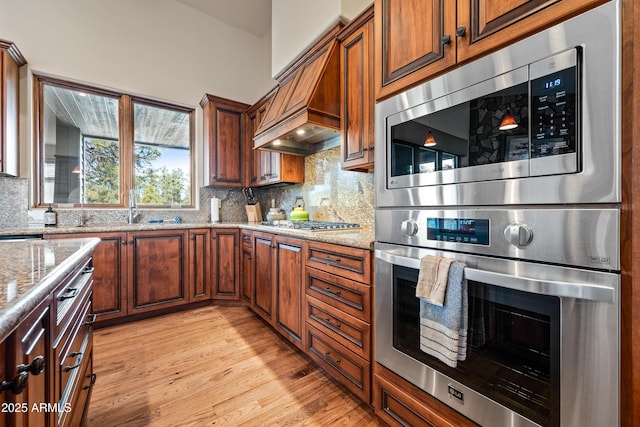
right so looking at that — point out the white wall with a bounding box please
[271,0,372,77]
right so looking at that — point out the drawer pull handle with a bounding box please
[324,287,341,296]
[324,318,341,329]
[83,266,95,274]
[325,255,341,263]
[64,352,83,372]
[58,288,79,301]
[1,371,29,395]
[18,355,45,375]
[83,373,97,390]
[324,352,341,365]
[85,313,97,326]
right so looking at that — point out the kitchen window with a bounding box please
[34,75,194,208]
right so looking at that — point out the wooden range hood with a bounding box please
[254,22,344,156]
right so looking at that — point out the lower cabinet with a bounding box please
[4,299,52,427]
[211,229,240,300]
[1,254,95,427]
[47,227,241,323]
[374,363,479,427]
[249,232,305,350]
[240,230,253,304]
[127,230,189,314]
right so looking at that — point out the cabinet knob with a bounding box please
[441,34,451,45]
[0,371,29,395]
[17,355,45,376]
[211,175,217,180]
[455,26,467,37]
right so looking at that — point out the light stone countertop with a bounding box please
[0,237,101,341]
[0,222,374,250]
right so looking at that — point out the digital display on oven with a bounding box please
[426,218,490,245]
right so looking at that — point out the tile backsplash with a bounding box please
[8,146,374,229]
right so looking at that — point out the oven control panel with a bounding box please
[380,208,620,270]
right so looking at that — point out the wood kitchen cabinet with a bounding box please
[0,39,26,176]
[127,229,189,314]
[339,5,375,172]
[251,232,276,323]
[210,229,240,300]
[304,240,373,402]
[189,229,211,302]
[274,235,305,350]
[47,232,127,322]
[246,88,304,187]
[240,230,253,304]
[249,232,305,350]
[201,94,250,187]
[374,0,608,100]
[3,299,52,427]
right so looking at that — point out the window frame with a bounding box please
[33,74,196,209]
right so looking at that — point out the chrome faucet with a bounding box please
[128,189,140,224]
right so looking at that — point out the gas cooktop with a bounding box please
[259,220,360,232]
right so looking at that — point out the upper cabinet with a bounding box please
[0,39,26,176]
[253,23,343,156]
[375,0,608,101]
[339,6,375,172]
[201,94,250,187]
[247,88,304,186]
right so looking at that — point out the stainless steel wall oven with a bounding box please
[373,2,621,427]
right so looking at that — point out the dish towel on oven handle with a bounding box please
[415,255,455,306]
[418,261,468,368]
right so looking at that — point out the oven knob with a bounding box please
[401,220,419,237]
[504,223,533,247]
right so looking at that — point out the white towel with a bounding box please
[418,262,468,368]
[415,255,455,306]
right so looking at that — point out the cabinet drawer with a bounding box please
[305,295,370,360]
[54,257,93,339]
[56,297,93,427]
[306,324,370,402]
[374,365,479,427]
[305,267,371,322]
[305,241,371,283]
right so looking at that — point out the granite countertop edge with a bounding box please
[0,222,374,250]
[0,237,101,341]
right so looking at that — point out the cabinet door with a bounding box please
[201,94,249,187]
[274,236,305,349]
[189,229,211,302]
[247,88,276,186]
[240,231,253,304]
[252,233,275,323]
[340,9,375,172]
[46,232,127,321]
[127,230,189,313]
[8,301,51,427]
[0,42,25,176]
[375,0,457,101]
[211,229,239,300]
[456,0,607,62]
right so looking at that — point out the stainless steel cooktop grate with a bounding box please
[259,220,360,231]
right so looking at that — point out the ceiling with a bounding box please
[176,0,272,37]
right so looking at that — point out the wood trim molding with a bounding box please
[0,38,26,66]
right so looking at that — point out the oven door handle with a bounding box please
[375,249,616,303]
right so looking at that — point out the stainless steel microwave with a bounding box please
[375,1,621,208]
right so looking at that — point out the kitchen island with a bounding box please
[0,237,100,427]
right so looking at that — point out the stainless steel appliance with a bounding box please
[374,1,620,208]
[373,2,621,427]
[375,208,620,427]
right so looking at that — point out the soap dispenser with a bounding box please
[44,204,57,227]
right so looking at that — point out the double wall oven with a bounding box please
[374,2,621,427]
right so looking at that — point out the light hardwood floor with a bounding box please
[87,305,386,426]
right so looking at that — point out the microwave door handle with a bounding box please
[375,249,615,303]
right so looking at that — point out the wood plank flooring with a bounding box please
[87,305,386,426]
